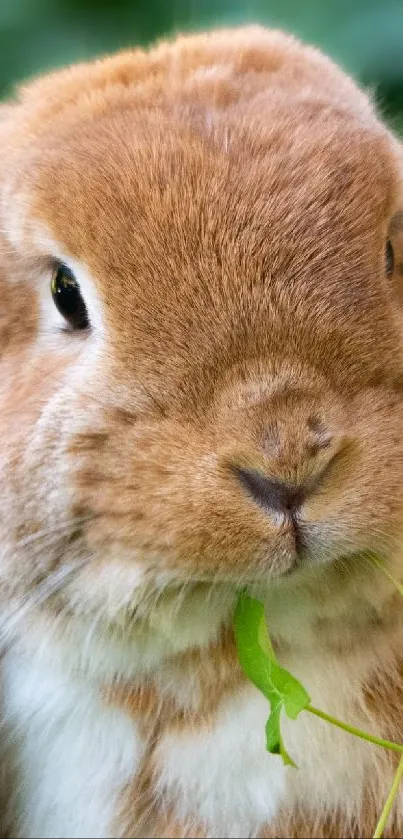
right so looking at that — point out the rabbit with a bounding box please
[1,22,403,838]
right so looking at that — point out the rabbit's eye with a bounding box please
[51,263,89,330]
[386,240,394,278]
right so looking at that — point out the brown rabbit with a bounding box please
[1,24,403,838]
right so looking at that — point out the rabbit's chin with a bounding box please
[51,541,381,634]
[4,543,398,688]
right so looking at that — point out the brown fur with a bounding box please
[2,23,403,839]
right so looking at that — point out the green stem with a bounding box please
[369,555,403,598]
[307,705,403,754]
[373,754,403,838]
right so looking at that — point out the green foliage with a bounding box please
[233,592,310,766]
[0,0,402,133]
[233,557,403,838]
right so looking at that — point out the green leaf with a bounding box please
[234,591,311,766]
[265,702,297,767]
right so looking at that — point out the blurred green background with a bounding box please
[1,0,403,132]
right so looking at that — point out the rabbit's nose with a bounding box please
[234,468,307,517]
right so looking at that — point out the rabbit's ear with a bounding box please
[0,102,30,355]
[0,103,21,237]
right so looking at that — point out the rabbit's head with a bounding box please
[1,28,403,657]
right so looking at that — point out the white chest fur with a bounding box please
[1,648,143,839]
[2,658,289,839]
[0,635,395,839]
[155,666,389,838]
[156,686,288,838]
